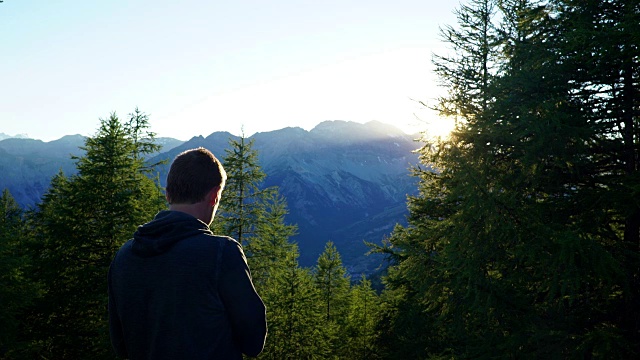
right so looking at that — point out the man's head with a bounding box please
[166,147,227,205]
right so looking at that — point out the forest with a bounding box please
[1,0,639,358]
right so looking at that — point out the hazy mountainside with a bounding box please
[0,136,184,207]
[0,132,30,140]
[1,120,421,273]
[0,135,86,207]
[153,137,185,153]
[150,120,422,271]
[258,121,420,270]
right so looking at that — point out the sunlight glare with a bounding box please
[409,104,456,140]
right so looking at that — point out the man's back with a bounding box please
[108,210,266,360]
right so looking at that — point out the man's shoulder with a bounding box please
[179,232,241,252]
[194,232,237,244]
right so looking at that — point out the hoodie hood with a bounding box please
[130,210,212,257]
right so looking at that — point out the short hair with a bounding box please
[166,147,227,204]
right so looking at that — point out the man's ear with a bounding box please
[209,186,222,206]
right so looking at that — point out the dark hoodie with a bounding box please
[108,211,267,360]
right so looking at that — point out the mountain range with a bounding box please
[0,120,423,274]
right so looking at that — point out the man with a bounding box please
[108,147,267,359]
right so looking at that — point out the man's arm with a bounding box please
[218,241,267,357]
[108,262,129,359]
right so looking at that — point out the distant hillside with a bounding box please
[0,135,86,207]
[1,121,423,274]
[0,135,184,207]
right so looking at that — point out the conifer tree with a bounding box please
[258,250,330,360]
[432,0,500,120]
[314,241,351,322]
[0,189,41,357]
[22,112,165,359]
[218,135,273,245]
[552,1,640,353]
[246,190,298,290]
[379,0,640,357]
[313,241,351,357]
[343,276,382,360]
[374,1,504,357]
[214,134,327,359]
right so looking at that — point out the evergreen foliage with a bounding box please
[343,276,382,360]
[0,189,41,357]
[313,241,352,358]
[247,190,298,289]
[315,241,351,323]
[258,250,331,360]
[377,0,640,358]
[16,112,165,359]
[218,135,274,245]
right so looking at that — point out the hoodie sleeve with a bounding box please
[218,240,267,357]
[108,261,129,359]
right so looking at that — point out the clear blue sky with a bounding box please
[0,0,459,141]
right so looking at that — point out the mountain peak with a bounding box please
[311,120,359,132]
[50,134,86,144]
[254,126,307,137]
[363,120,406,137]
[0,132,31,141]
[312,120,405,135]
[309,120,409,145]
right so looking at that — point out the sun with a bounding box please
[403,107,456,140]
[425,116,456,140]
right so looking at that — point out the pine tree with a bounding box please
[343,276,382,360]
[378,0,640,357]
[375,1,505,357]
[21,112,166,359]
[552,1,640,354]
[214,134,332,358]
[246,190,298,290]
[0,189,41,357]
[314,241,351,323]
[432,0,500,121]
[258,250,330,360]
[218,135,273,246]
[313,241,351,358]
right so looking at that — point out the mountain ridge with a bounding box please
[1,120,422,273]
